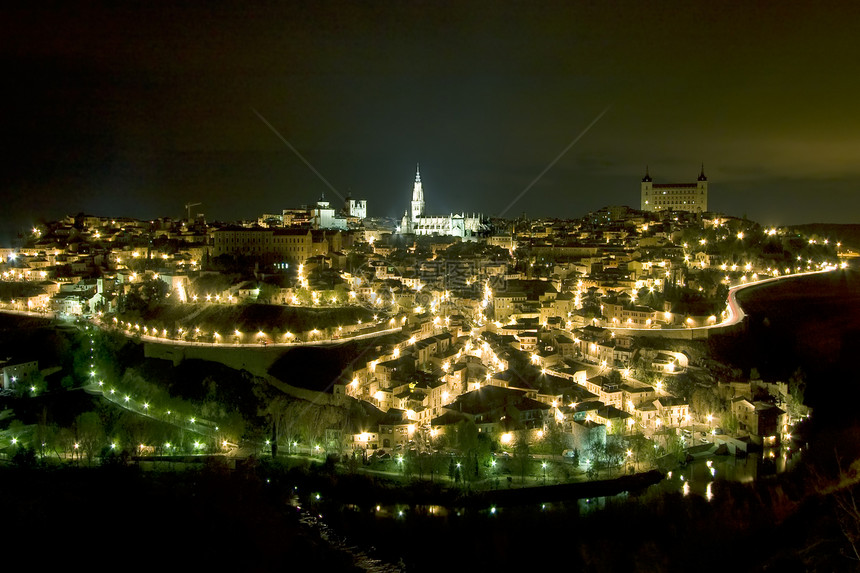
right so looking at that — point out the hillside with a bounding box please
[790,223,860,250]
[116,302,379,340]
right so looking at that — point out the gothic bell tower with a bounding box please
[410,164,425,224]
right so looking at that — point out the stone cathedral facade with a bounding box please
[398,165,485,237]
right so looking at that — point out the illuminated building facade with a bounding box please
[399,165,485,237]
[641,166,708,213]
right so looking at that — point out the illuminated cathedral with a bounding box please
[398,165,486,237]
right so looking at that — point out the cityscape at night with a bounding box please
[3,3,860,571]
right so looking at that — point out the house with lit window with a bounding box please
[654,396,691,427]
[443,385,552,433]
[377,409,417,450]
[591,405,633,434]
[629,395,690,431]
[731,398,786,446]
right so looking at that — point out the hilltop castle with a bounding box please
[640,166,708,213]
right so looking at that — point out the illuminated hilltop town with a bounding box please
[0,167,853,472]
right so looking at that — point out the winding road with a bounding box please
[604,266,839,335]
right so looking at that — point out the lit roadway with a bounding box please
[0,308,404,347]
[601,266,839,336]
[95,321,404,348]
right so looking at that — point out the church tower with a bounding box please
[410,164,425,224]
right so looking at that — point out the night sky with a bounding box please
[4,1,860,241]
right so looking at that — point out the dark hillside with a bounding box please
[791,223,860,250]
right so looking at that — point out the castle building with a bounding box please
[212,227,315,264]
[640,166,708,213]
[399,165,485,237]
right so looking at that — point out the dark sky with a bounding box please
[3,1,860,241]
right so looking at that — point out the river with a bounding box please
[718,260,860,418]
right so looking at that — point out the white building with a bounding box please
[345,197,367,220]
[1,360,39,390]
[399,165,485,238]
[311,195,348,230]
[640,166,708,213]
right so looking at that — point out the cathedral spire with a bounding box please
[698,163,707,181]
[411,163,425,222]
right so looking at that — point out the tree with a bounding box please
[721,410,740,435]
[53,427,77,462]
[402,449,420,480]
[691,388,719,421]
[301,404,337,454]
[786,367,808,421]
[585,435,606,477]
[254,382,306,457]
[11,446,38,469]
[116,411,152,456]
[544,421,568,455]
[138,277,169,307]
[76,412,105,466]
[344,450,362,474]
[666,373,696,402]
[605,437,626,476]
[512,430,532,484]
[257,283,279,304]
[60,374,76,390]
[331,399,364,456]
[33,409,53,460]
[262,394,291,459]
[660,430,685,464]
[810,453,860,563]
[626,432,650,470]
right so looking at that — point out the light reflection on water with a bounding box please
[350,446,803,524]
[305,446,802,570]
[657,445,802,500]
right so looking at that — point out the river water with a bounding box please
[724,262,860,416]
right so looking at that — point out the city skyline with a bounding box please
[4,2,860,242]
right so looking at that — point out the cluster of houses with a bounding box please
[0,200,833,454]
[330,311,798,457]
[331,316,698,456]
